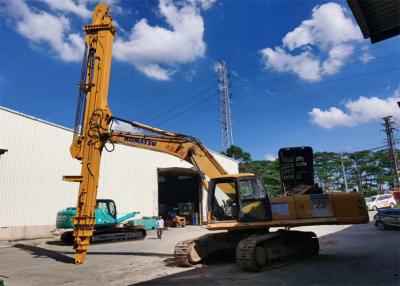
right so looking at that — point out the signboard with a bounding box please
[311,194,332,217]
[279,147,314,193]
[271,202,289,216]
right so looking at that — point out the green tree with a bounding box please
[241,159,282,196]
[313,149,397,194]
[313,152,343,191]
[222,145,252,163]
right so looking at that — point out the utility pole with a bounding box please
[382,116,400,188]
[353,152,363,194]
[340,153,348,192]
[218,60,233,152]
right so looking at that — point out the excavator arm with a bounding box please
[109,119,228,189]
[63,3,228,264]
[63,3,115,264]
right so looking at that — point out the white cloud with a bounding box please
[265,153,278,161]
[261,2,364,82]
[138,64,174,81]
[309,90,400,128]
[113,0,208,80]
[261,47,321,81]
[111,119,143,133]
[2,0,214,79]
[40,0,91,19]
[322,44,354,75]
[196,0,217,10]
[360,51,374,63]
[3,0,84,62]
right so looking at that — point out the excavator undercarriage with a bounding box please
[174,229,319,271]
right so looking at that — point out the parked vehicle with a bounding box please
[365,194,397,211]
[373,208,400,230]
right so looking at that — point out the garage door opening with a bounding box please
[158,168,201,226]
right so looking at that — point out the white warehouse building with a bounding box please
[0,107,238,240]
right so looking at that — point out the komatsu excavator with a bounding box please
[63,3,369,271]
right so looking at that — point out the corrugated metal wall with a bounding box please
[0,108,238,228]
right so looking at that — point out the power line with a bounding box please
[231,53,400,90]
[146,83,217,124]
[134,74,216,121]
[233,67,400,100]
[156,91,218,127]
[228,39,400,73]
[134,46,399,128]
[151,67,398,129]
[168,102,218,130]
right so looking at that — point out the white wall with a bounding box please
[0,108,80,228]
[0,108,238,236]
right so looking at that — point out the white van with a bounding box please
[366,194,397,211]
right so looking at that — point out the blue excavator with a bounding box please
[56,199,146,244]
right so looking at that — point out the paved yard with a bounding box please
[0,213,399,286]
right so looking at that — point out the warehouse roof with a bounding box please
[347,0,400,43]
[1,106,73,132]
[0,106,238,164]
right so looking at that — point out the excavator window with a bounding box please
[237,177,272,222]
[210,180,238,221]
[96,200,117,219]
[108,201,116,219]
[97,201,109,212]
[209,176,272,222]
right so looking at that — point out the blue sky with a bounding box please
[1,0,399,160]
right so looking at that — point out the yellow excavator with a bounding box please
[63,3,368,271]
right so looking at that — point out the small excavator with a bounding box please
[63,3,368,271]
[56,199,145,244]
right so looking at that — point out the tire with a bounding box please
[376,221,385,231]
[390,203,395,208]
[373,206,379,211]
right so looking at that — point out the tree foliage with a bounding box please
[223,145,398,197]
[241,160,281,196]
[314,150,396,194]
[222,145,252,163]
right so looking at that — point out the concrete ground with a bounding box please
[0,213,399,286]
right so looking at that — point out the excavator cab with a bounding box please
[209,174,272,223]
[96,199,117,220]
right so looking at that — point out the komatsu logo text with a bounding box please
[124,137,157,146]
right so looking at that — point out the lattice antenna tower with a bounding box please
[218,60,233,152]
[382,116,400,188]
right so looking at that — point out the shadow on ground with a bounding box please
[13,244,75,264]
[134,223,400,286]
[61,251,173,258]
[46,240,68,246]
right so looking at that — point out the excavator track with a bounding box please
[236,230,319,272]
[174,231,253,267]
[236,232,279,271]
[174,240,195,267]
[61,228,146,245]
[92,228,146,243]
